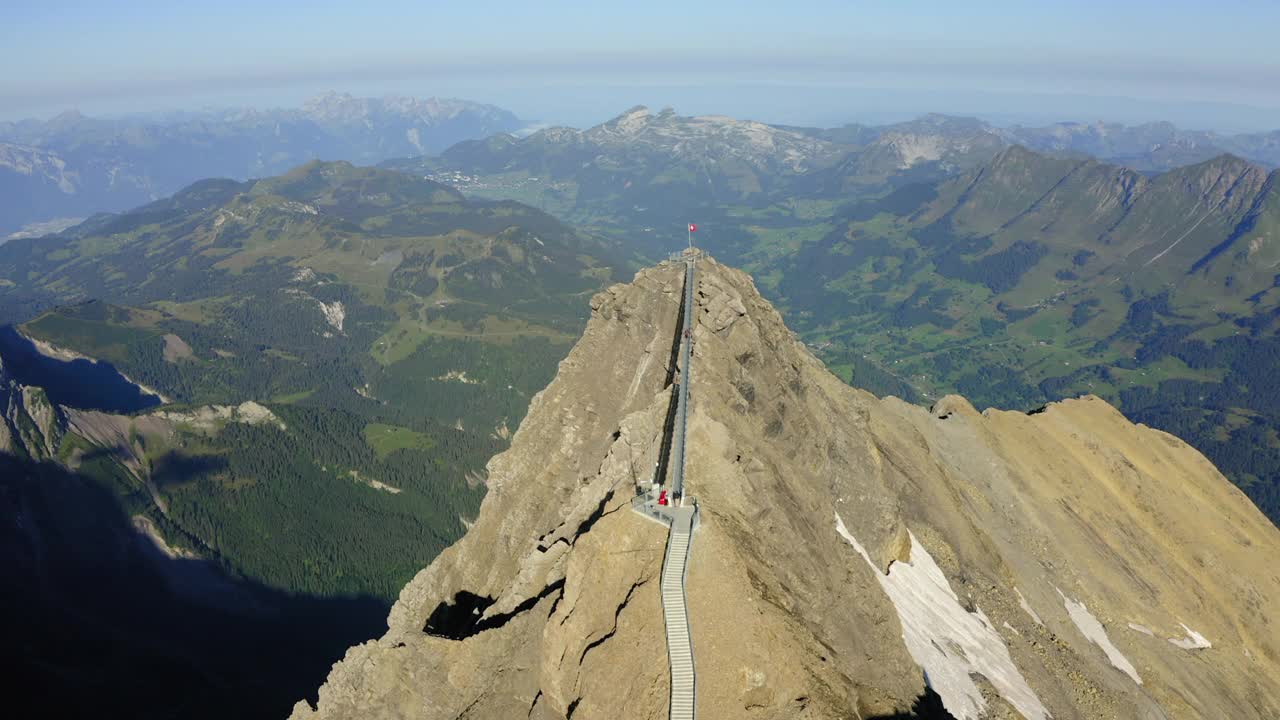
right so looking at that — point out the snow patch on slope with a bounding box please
[1128,623,1155,637]
[835,513,1050,720]
[1058,589,1142,684]
[1016,587,1043,626]
[1168,624,1211,650]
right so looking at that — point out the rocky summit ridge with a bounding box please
[294,257,1280,720]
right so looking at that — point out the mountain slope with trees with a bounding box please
[0,160,626,602]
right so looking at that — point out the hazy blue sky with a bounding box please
[5,0,1279,130]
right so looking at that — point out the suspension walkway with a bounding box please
[632,250,700,720]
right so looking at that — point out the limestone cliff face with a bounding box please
[294,258,1280,720]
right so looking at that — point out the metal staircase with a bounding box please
[662,510,696,719]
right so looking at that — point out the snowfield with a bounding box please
[836,512,1050,720]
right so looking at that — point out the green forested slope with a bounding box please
[0,160,624,601]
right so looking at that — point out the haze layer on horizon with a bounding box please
[6,0,1280,132]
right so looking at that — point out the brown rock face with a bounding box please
[294,258,1280,720]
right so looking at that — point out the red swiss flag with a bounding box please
[688,223,697,233]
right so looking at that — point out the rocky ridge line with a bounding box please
[295,257,1280,720]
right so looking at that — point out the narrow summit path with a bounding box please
[633,250,700,720]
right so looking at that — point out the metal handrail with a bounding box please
[671,260,695,503]
[661,515,678,716]
[678,509,697,720]
[630,255,700,720]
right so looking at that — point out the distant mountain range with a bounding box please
[8,99,1279,240]
[386,107,1280,249]
[383,107,1280,524]
[403,106,847,209]
[0,92,522,236]
[796,113,1280,173]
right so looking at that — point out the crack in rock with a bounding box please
[578,577,651,667]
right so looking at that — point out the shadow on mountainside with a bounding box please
[0,325,162,413]
[0,453,387,720]
[868,684,958,719]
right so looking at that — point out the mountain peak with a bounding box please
[991,143,1040,162]
[911,112,987,130]
[602,105,653,133]
[304,90,354,104]
[298,91,520,130]
[975,143,1060,179]
[50,109,86,122]
[45,109,89,131]
[1163,152,1269,205]
[1196,151,1259,171]
[296,256,1280,720]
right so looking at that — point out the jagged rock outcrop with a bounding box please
[0,356,64,458]
[295,257,1280,720]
